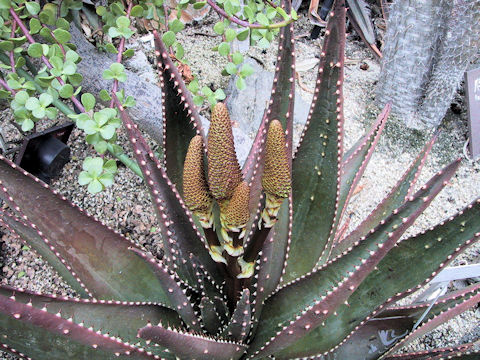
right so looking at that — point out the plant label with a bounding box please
[465,67,480,159]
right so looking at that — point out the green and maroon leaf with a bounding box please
[285,0,346,282]
[220,289,251,342]
[114,97,221,287]
[322,282,480,360]
[336,104,389,241]
[129,247,202,332]
[273,196,480,358]
[0,157,169,303]
[249,199,290,329]
[0,292,156,360]
[0,210,89,298]
[200,297,221,334]
[332,131,437,257]
[383,284,480,358]
[0,285,181,357]
[384,343,479,360]
[138,324,247,360]
[153,30,204,194]
[248,160,460,358]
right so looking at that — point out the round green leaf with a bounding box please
[100,124,116,140]
[99,89,112,102]
[193,1,206,9]
[225,28,236,42]
[25,1,41,15]
[213,22,225,35]
[256,13,269,26]
[94,141,108,154]
[0,41,13,51]
[214,88,226,100]
[225,62,237,75]
[240,63,254,77]
[116,16,131,28]
[53,28,71,44]
[232,52,243,65]
[103,159,118,174]
[78,171,93,185]
[218,42,230,57]
[20,118,34,132]
[162,31,176,47]
[193,95,204,106]
[236,29,249,41]
[236,77,246,90]
[29,18,42,34]
[81,93,96,112]
[87,179,103,194]
[0,0,11,10]
[84,157,104,177]
[25,97,40,111]
[59,84,73,99]
[27,43,43,58]
[130,5,144,17]
[123,49,134,58]
[99,172,114,187]
[39,93,53,107]
[170,19,185,34]
[14,91,29,105]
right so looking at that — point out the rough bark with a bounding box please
[376,0,480,129]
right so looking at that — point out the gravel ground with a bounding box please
[0,11,479,359]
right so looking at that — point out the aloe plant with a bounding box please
[0,0,479,359]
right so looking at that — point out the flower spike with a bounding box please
[183,135,213,228]
[207,102,243,202]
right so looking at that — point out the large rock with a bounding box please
[71,25,163,143]
[225,58,309,137]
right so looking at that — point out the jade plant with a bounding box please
[0,0,479,359]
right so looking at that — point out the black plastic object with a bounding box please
[15,122,74,184]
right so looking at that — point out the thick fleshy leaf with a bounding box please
[220,289,251,342]
[274,196,480,358]
[153,30,204,194]
[250,199,290,329]
[129,248,202,332]
[0,293,155,360]
[114,97,221,287]
[200,297,221,334]
[138,324,247,360]
[248,160,460,358]
[285,0,346,282]
[332,131,437,258]
[0,211,88,298]
[0,157,169,303]
[0,285,181,358]
[336,104,389,241]
[323,282,480,360]
[383,284,480,357]
[346,0,381,58]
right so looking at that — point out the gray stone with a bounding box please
[225,58,309,138]
[70,25,163,143]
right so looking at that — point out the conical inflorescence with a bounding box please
[183,135,213,227]
[207,103,243,203]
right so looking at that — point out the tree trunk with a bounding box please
[376,0,480,129]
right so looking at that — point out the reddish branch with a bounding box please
[109,2,133,107]
[9,7,85,112]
